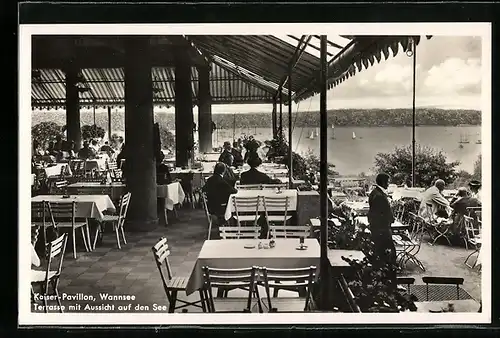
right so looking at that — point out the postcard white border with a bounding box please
[19,22,491,326]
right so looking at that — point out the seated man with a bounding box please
[240,152,282,185]
[418,179,451,220]
[218,141,234,167]
[100,141,115,156]
[78,141,96,160]
[202,163,238,222]
[231,141,244,168]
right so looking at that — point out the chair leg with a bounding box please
[53,281,63,313]
[114,224,121,249]
[80,227,90,252]
[85,223,92,251]
[93,224,101,250]
[120,226,127,245]
[72,229,77,259]
[168,290,178,313]
[199,290,207,313]
[207,219,212,240]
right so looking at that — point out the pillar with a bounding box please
[107,106,112,141]
[197,65,213,153]
[124,37,158,231]
[272,100,277,139]
[65,67,81,151]
[175,49,194,167]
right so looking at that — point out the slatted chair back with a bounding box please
[201,192,214,239]
[117,192,132,230]
[202,266,257,313]
[261,183,288,190]
[269,225,310,239]
[339,274,361,313]
[232,196,261,227]
[107,161,118,171]
[261,266,316,312]
[236,184,262,190]
[75,186,110,195]
[422,276,464,301]
[152,237,174,292]
[31,201,55,226]
[464,215,481,245]
[219,226,260,239]
[44,233,68,290]
[70,160,86,177]
[262,195,289,225]
[50,202,77,226]
[54,180,69,194]
[77,176,103,183]
[109,169,123,182]
[58,165,68,179]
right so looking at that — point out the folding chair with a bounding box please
[202,266,259,313]
[262,196,292,239]
[261,266,316,312]
[219,226,260,239]
[201,192,216,240]
[396,277,415,295]
[31,200,57,250]
[53,180,69,195]
[31,233,68,313]
[261,183,288,190]
[51,201,91,259]
[236,184,262,190]
[232,196,261,230]
[463,215,481,268]
[93,192,131,250]
[152,237,205,313]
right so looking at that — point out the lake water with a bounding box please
[209,126,482,175]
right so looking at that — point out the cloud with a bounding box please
[423,57,481,95]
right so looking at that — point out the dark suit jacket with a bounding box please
[202,174,237,216]
[451,196,481,216]
[231,148,244,167]
[240,168,280,185]
[368,186,394,238]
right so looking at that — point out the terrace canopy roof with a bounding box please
[31,35,430,109]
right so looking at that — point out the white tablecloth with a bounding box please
[185,238,320,295]
[31,195,116,221]
[31,174,36,186]
[84,158,108,171]
[43,163,69,177]
[158,182,186,210]
[224,189,298,220]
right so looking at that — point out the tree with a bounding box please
[373,144,460,187]
[81,124,105,140]
[158,124,175,150]
[31,121,63,149]
[473,154,481,181]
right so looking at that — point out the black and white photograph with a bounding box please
[19,23,491,325]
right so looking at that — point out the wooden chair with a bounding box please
[201,192,216,240]
[152,237,205,313]
[232,196,261,229]
[422,277,465,301]
[202,266,259,313]
[50,201,90,259]
[262,196,292,238]
[31,200,57,249]
[392,212,425,271]
[463,215,481,268]
[261,266,316,312]
[397,277,415,294]
[219,226,260,239]
[338,274,361,313]
[93,192,131,250]
[31,233,68,313]
[53,180,69,194]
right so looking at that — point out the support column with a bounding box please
[107,106,112,141]
[175,50,194,167]
[65,67,81,151]
[197,65,213,153]
[279,89,283,135]
[272,99,277,139]
[124,37,158,231]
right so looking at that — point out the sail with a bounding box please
[314,128,319,137]
[309,131,315,139]
[352,132,356,139]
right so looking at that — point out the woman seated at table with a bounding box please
[78,141,96,160]
[240,152,281,185]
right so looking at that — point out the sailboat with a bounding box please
[314,128,319,137]
[476,139,482,144]
[331,124,336,139]
[352,131,356,140]
[308,130,315,139]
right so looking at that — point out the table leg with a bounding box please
[157,198,168,227]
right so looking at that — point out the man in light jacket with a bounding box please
[418,179,451,220]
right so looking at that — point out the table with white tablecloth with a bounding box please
[43,163,70,177]
[185,238,320,295]
[31,194,116,221]
[224,189,298,221]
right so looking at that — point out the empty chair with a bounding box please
[236,184,262,190]
[31,233,68,313]
[152,237,205,313]
[262,196,292,237]
[201,192,220,240]
[31,200,57,248]
[50,201,91,259]
[93,192,131,250]
[261,183,288,190]
[53,180,69,194]
[269,225,310,239]
[232,196,261,228]
[219,225,260,239]
[202,266,259,313]
[396,277,415,294]
[463,215,481,268]
[261,266,316,312]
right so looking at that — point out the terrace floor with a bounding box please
[31,208,482,313]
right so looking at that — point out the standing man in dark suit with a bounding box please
[367,172,397,291]
[202,162,238,231]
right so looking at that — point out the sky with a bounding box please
[205,35,482,113]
